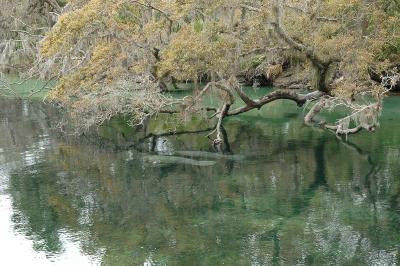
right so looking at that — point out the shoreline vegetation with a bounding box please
[1,2,400,264]
[1,0,400,146]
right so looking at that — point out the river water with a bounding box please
[0,92,399,265]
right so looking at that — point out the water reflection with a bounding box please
[0,98,399,265]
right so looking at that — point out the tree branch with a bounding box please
[284,4,338,22]
[44,0,62,13]
[271,0,336,93]
[130,0,173,22]
[228,90,324,116]
[240,4,261,13]
[304,98,376,136]
[208,103,231,146]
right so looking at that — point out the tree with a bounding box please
[33,0,400,142]
[0,0,65,72]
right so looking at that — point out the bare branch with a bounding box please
[228,90,325,116]
[284,4,338,22]
[44,0,62,13]
[304,97,380,137]
[130,0,173,22]
[207,103,231,146]
[304,98,326,125]
[240,4,261,13]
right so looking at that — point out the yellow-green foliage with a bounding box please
[39,0,399,123]
[41,0,105,57]
[49,41,126,101]
[159,24,237,80]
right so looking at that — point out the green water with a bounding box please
[0,75,55,99]
[0,92,400,265]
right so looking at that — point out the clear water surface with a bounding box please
[0,88,399,265]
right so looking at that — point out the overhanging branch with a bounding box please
[228,90,324,116]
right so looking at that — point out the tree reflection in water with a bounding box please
[0,98,399,265]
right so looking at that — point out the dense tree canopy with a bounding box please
[0,0,65,72]
[2,0,400,143]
